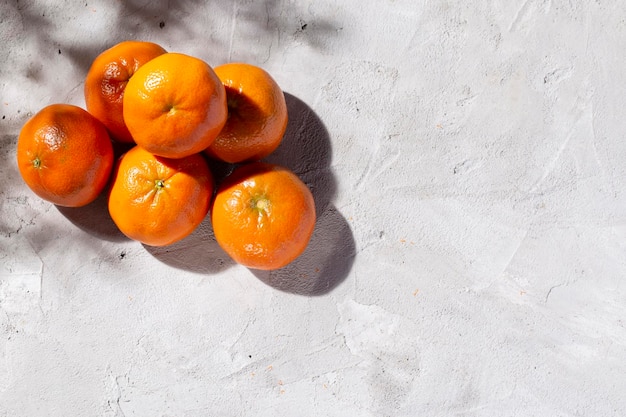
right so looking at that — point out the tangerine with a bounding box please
[16,104,114,207]
[123,52,227,158]
[84,40,167,143]
[205,63,288,163]
[107,146,214,246]
[211,162,316,270]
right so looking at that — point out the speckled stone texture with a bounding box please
[1,1,626,416]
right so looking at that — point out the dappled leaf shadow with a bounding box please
[0,134,24,240]
[5,1,352,292]
[10,0,343,81]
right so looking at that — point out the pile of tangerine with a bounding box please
[16,41,316,271]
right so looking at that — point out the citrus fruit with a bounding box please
[108,146,213,246]
[16,103,114,207]
[84,40,167,143]
[122,52,227,159]
[211,162,316,270]
[205,63,288,163]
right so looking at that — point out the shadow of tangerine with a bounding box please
[251,204,355,296]
[249,92,355,295]
[55,140,135,242]
[143,215,235,274]
[58,92,356,291]
[264,92,336,216]
[146,92,355,293]
[123,148,235,274]
[144,91,353,285]
[211,91,336,210]
[56,191,129,243]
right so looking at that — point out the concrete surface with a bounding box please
[1,0,626,416]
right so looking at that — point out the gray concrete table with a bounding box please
[1,1,625,415]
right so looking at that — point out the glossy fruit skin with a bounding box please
[205,63,288,163]
[211,162,316,270]
[84,40,167,143]
[16,104,114,207]
[108,146,213,246]
[123,53,228,159]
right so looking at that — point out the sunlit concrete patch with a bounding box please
[0,235,42,314]
[336,299,421,415]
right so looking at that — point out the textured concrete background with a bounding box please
[1,0,626,416]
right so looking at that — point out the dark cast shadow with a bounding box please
[56,191,129,243]
[251,204,355,296]
[143,215,236,274]
[264,93,336,217]
[55,140,134,242]
[249,93,356,295]
[7,0,353,288]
